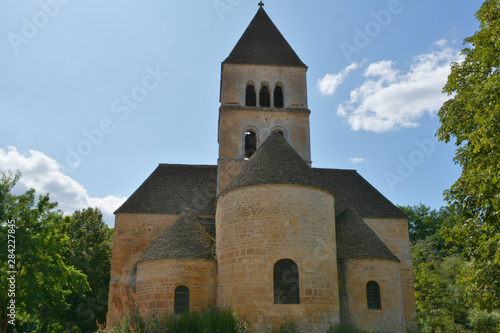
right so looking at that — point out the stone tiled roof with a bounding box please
[137,209,215,262]
[115,140,405,220]
[223,7,306,67]
[311,168,407,219]
[221,131,316,194]
[336,207,399,261]
[114,164,217,215]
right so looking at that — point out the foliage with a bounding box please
[106,308,246,333]
[327,323,368,333]
[274,315,298,333]
[0,171,89,333]
[436,0,500,310]
[62,207,113,332]
[400,204,471,332]
[467,308,500,332]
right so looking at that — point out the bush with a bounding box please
[467,309,500,333]
[328,323,368,333]
[105,308,249,333]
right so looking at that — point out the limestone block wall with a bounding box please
[220,64,308,109]
[216,184,339,332]
[338,258,405,333]
[136,259,217,313]
[363,218,417,330]
[107,213,180,326]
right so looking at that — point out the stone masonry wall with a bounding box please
[107,213,181,326]
[216,184,339,332]
[338,258,405,332]
[136,259,217,314]
[363,218,417,330]
[220,64,308,109]
[217,108,311,194]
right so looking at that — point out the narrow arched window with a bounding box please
[244,130,257,159]
[174,285,190,314]
[366,281,381,310]
[260,86,270,107]
[274,259,299,304]
[246,85,256,107]
[274,86,284,108]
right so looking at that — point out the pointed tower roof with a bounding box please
[137,209,214,263]
[222,131,316,193]
[223,6,306,67]
[336,207,399,261]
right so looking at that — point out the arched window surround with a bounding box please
[273,258,300,304]
[174,285,190,314]
[274,82,284,108]
[245,81,256,107]
[259,82,271,107]
[271,126,288,140]
[243,127,258,160]
[366,281,382,310]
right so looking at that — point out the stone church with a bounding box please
[108,4,417,332]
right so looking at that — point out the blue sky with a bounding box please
[0,0,483,226]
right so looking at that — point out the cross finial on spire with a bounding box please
[258,1,264,7]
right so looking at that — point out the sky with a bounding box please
[0,0,484,226]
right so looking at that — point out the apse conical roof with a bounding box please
[223,7,306,67]
[222,131,316,193]
[137,209,214,262]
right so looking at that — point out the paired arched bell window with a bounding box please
[245,83,284,108]
[174,285,190,314]
[274,259,300,304]
[366,281,381,310]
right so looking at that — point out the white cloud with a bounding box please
[317,62,362,96]
[337,42,463,133]
[0,146,126,225]
[349,157,366,164]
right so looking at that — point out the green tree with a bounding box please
[62,207,112,333]
[436,0,500,309]
[400,204,469,331]
[0,171,89,333]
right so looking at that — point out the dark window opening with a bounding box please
[366,281,381,310]
[274,86,284,108]
[246,85,256,107]
[245,131,257,159]
[273,129,284,136]
[260,86,270,107]
[274,259,299,304]
[174,285,190,314]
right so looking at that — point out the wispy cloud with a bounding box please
[0,146,125,225]
[337,40,463,133]
[349,157,366,164]
[317,62,362,96]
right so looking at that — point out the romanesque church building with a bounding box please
[108,4,417,332]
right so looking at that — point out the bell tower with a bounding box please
[217,3,311,193]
